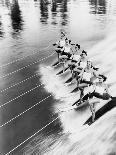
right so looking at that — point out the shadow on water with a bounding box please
[10,0,23,38]
[89,0,107,15]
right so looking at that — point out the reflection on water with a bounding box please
[51,0,57,13]
[89,0,107,14]
[39,0,68,26]
[58,0,68,26]
[10,0,23,38]
[0,17,4,38]
[40,0,49,24]
[4,0,11,8]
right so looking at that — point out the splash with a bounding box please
[43,108,116,155]
[38,33,116,155]
[39,64,73,100]
[38,64,92,133]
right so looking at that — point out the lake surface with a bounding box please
[0,0,116,154]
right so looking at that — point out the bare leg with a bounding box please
[63,61,65,72]
[89,102,95,123]
[79,88,84,104]
[69,70,76,84]
[56,49,61,62]
[72,71,75,80]
[90,104,95,122]
[58,53,60,61]
[71,67,73,74]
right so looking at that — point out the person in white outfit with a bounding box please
[76,61,98,104]
[75,74,112,123]
[70,50,88,81]
[53,31,67,61]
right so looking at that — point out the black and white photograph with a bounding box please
[0,0,116,154]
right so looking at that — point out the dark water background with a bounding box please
[0,0,116,154]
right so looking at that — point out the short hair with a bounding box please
[61,31,66,36]
[65,38,71,44]
[81,50,87,56]
[87,60,92,64]
[65,37,68,40]
[87,60,92,67]
[99,74,107,82]
[76,44,80,49]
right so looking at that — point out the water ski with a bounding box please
[72,100,89,112]
[72,100,79,106]
[56,66,69,75]
[65,77,73,83]
[52,61,59,67]
[83,97,116,126]
[71,86,79,93]
[72,98,83,106]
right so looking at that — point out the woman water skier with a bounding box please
[77,61,98,86]
[68,44,82,70]
[72,44,81,56]
[74,50,88,72]
[75,74,112,123]
[76,60,99,103]
[53,31,67,61]
[70,50,88,82]
[59,39,73,71]
[64,44,82,73]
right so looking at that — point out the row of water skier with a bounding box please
[53,31,113,123]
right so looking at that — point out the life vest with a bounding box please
[82,72,92,81]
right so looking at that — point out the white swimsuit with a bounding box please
[64,46,70,53]
[59,40,66,47]
[95,85,105,95]
[73,54,80,61]
[82,72,92,81]
[80,61,87,68]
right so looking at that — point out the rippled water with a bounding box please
[0,0,116,154]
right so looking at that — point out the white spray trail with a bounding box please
[38,32,116,155]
